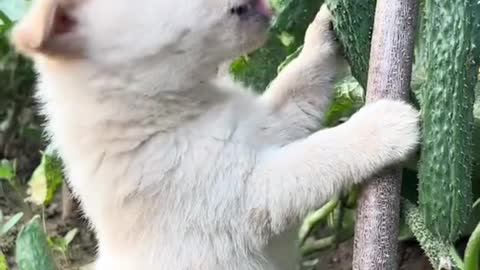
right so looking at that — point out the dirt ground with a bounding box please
[0,193,97,270]
[315,239,433,270]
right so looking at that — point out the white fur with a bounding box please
[12,1,419,269]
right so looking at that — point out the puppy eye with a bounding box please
[229,4,251,16]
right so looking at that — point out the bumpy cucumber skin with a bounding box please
[326,0,375,89]
[15,217,58,270]
[418,0,478,243]
[402,200,457,269]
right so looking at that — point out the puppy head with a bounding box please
[11,0,272,66]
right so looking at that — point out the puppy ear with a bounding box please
[11,0,83,57]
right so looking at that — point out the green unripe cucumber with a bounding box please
[418,0,479,243]
[326,0,375,89]
[402,200,459,269]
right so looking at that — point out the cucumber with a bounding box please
[418,0,480,243]
[326,0,375,89]
[402,200,459,269]
[15,216,58,270]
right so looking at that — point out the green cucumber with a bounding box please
[418,0,480,243]
[326,0,375,89]
[402,200,460,269]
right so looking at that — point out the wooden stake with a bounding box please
[352,0,418,269]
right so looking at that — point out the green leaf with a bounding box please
[0,10,12,25]
[0,160,15,181]
[48,228,77,254]
[0,251,8,270]
[0,212,23,237]
[229,37,290,91]
[230,0,325,91]
[16,216,59,270]
[47,236,66,253]
[26,151,63,206]
[63,228,78,247]
[324,75,365,127]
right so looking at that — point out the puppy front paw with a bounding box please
[303,4,339,57]
[347,99,420,164]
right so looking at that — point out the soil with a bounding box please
[1,192,97,270]
[315,240,433,270]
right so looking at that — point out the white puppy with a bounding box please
[11,0,419,269]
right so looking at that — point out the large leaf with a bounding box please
[15,216,58,270]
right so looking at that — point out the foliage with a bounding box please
[0,3,77,270]
[324,76,364,126]
[0,150,65,269]
[0,212,23,238]
[26,148,64,206]
[0,254,7,270]
[0,211,23,270]
[0,0,38,156]
[15,216,58,270]
[0,160,15,183]
[47,228,78,261]
[230,0,326,91]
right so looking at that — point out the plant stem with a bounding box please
[332,200,345,248]
[301,229,354,257]
[464,221,480,270]
[352,0,419,269]
[450,246,464,270]
[298,196,339,245]
[473,198,480,210]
